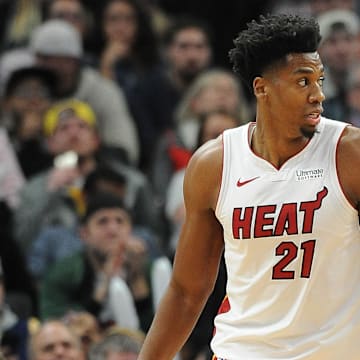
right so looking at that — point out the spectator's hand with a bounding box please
[92,248,125,303]
[125,236,148,278]
[100,41,131,78]
[125,237,150,300]
[103,248,125,278]
[47,166,80,191]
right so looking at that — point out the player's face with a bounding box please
[264,52,325,138]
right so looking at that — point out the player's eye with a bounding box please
[318,77,325,87]
[298,78,308,87]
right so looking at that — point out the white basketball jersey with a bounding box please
[211,117,360,359]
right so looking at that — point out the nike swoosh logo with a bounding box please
[236,176,259,187]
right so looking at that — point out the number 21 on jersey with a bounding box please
[272,240,316,279]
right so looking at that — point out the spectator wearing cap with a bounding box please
[44,0,97,67]
[14,98,162,256]
[29,19,140,165]
[39,191,172,333]
[317,9,360,121]
[1,65,57,178]
[13,99,101,253]
[45,0,90,41]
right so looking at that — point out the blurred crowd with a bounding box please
[0,0,360,359]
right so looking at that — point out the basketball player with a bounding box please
[138,13,360,359]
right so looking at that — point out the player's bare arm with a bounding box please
[337,125,360,213]
[138,137,224,359]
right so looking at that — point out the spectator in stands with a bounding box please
[132,15,213,171]
[309,0,357,16]
[29,19,139,165]
[150,68,250,214]
[165,109,242,257]
[62,311,103,356]
[1,65,57,178]
[40,192,172,333]
[27,164,163,283]
[14,99,100,253]
[99,0,161,90]
[44,0,90,39]
[28,320,85,360]
[83,165,164,249]
[343,62,360,127]
[88,327,144,360]
[0,263,29,360]
[99,0,165,163]
[0,0,42,51]
[175,68,251,150]
[317,9,360,121]
[44,0,97,66]
[14,99,160,254]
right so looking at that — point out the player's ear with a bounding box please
[253,76,267,99]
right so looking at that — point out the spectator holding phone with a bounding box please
[14,98,161,258]
[13,98,99,253]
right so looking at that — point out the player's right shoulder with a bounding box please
[187,135,223,173]
[183,136,223,209]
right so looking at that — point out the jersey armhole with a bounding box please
[333,125,358,211]
[215,133,227,219]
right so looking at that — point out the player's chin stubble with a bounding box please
[300,127,320,139]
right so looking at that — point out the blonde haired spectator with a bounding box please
[150,68,251,211]
[175,68,252,151]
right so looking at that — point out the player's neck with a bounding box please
[251,122,310,169]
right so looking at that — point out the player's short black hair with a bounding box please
[229,14,322,89]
